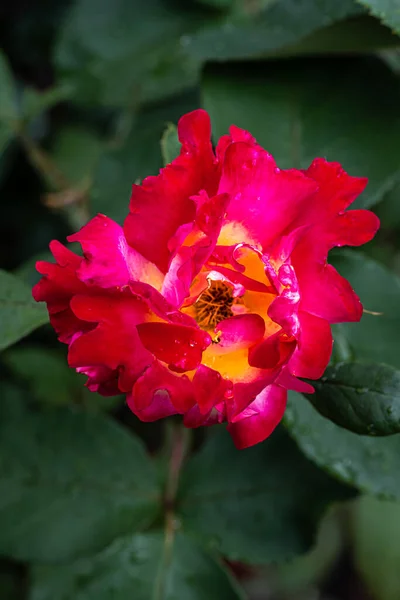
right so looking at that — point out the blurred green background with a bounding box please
[0,1,400,599]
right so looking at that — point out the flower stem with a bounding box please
[164,422,191,510]
[153,422,191,600]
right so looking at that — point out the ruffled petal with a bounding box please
[323,210,380,249]
[290,211,378,324]
[124,109,218,272]
[227,384,287,449]
[267,263,300,336]
[77,365,120,396]
[68,214,163,290]
[227,372,279,420]
[275,367,315,394]
[129,281,197,327]
[302,158,368,218]
[297,262,363,323]
[33,241,85,303]
[219,141,318,249]
[288,311,332,379]
[161,192,230,307]
[32,241,89,344]
[192,364,230,414]
[68,294,153,392]
[248,331,295,370]
[128,361,194,418]
[183,403,226,428]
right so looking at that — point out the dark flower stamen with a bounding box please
[195,281,235,330]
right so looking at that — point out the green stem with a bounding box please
[153,423,191,600]
[164,423,190,510]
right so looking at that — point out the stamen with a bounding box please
[195,281,235,330]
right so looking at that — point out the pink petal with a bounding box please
[227,384,287,449]
[129,389,178,421]
[136,322,211,372]
[161,192,230,307]
[248,331,295,370]
[128,360,195,418]
[77,365,120,396]
[33,241,86,302]
[129,281,197,328]
[290,211,378,324]
[124,109,218,272]
[302,158,368,218]
[215,124,257,165]
[275,367,315,394]
[219,142,318,249]
[228,372,279,420]
[267,264,300,336]
[297,263,363,323]
[324,210,380,249]
[32,241,89,344]
[68,214,163,289]
[183,403,226,428]
[68,294,153,392]
[209,265,271,294]
[217,314,265,352]
[288,311,332,379]
[192,364,230,414]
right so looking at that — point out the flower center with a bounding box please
[195,281,235,330]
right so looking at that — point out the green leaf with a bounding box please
[353,496,400,600]
[21,85,72,124]
[0,50,18,123]
[330,251,400,369]
[357,0,400,35]
[0,270,48,352]
[274,15,400,58]
[54,0,214,108]
[178,426,354,563]
[272,509,343,595]
[202,56,400,209]
[285,392,400,499]
[30,532,244,600]
[189,0,365,60]
[308,361,400,436]
[0,388,160,562]
[54,0,370,108]
[160,123,180,166]
[374,181,400,229]
[380,47,400,73]
[91,94,197,223]
[3,346,119,411]
[51,126,104,186]
[4,347,79,406]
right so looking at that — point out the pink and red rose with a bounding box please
[33,109,379,448]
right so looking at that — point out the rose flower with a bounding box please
[33,109,379,448]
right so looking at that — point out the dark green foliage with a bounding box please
[0,0,400,598]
